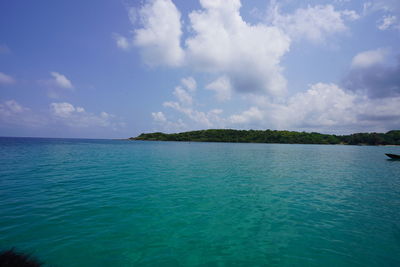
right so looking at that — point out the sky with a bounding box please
[0,0,399,138]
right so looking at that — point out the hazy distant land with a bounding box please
[131,129,400,146]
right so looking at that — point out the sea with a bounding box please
[0,137,399,266]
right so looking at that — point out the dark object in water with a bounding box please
[0,249,41,267]
[385,153,400,159]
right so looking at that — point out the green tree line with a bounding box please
[130,129,400,145]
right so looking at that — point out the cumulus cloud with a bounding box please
[152,74,400,133]
[286,83,400,131]
[171,76,197,106]
[205,76,232,102]
[229,83,400,132]
[39,72,74,98]
[351,48,388,68]
[151,111,167,123]
[0,100,46,127]
[229,107,264,125]
[173,86,193,106]
[50,72,73,89]
[129,0,360,97]
[363,0,400,16]
[0,72,15,85]
[151,110,187,132]
[364,0,400,30]
[129,1,398,133]
[378,15,398,30]
[51,102,79,118]
[344,51,400,98]
[50,102,123,129]
[163,101,215,127]
[186,0,290,95]
[151,77,227,131]
[126,0,290,96]
[0,100,27,114]
[268,3,357,43]
[181,76,196,92]
[274,83,357,129]
[133,0,184,66]
[341,10,361,21]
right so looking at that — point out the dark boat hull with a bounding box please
[386,153,400,159]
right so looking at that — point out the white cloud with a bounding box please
[130,1,399,133]
[129,1,358,97]
[181,76,196,92]
[128,0,290,96]
[152,76,227,131]
[280,83,357,128]
[50,72,74,89]
[151,112,187,132]
[100,111,112,120]
[229,106,264,124]
[341,10,361,21]
[0,100,26,114]
[134,0,184,66]
[127,6,138,24]
[40,72,74,98]
[378,15,398,30]
[151,110,188,132]
[364,0,400,14]
[113,33,130,50]
[171,77,198,106]
[351,48,388,68]
[205,76,232,102]
[229,83,400,132]
[50,102,77,118]
[163,101,214,127]
[50,102,122,129]
[186,0,290,95]
[1,100,124,132]
[173,86,193,106]
[0,100,46,127]
[269,3,356,43]
[152,111,167,123]
[363,0,400,30]
[153,73,400,133]
[0,72,15,85]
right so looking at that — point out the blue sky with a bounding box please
[0,0,399,138]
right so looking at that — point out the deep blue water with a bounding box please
[0,137,400,266]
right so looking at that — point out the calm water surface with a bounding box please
[0,137,399,266]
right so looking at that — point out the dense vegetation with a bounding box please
[130,129,400,145]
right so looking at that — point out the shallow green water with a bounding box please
[1,138,400,266]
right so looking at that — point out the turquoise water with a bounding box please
[0,138,400,266]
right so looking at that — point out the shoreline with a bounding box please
[128,139,400,147]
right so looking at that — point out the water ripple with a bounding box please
[0,139,399,266]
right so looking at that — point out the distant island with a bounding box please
[130,129,400,146]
